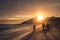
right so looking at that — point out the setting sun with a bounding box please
[37,15,44,21]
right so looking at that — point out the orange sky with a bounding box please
[0,0,60,19]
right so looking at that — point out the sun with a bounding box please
[37,15,44,21]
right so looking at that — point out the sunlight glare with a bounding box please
[37,15,44,21]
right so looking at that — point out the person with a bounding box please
[46,23,50,32]
[42,23,45,31]
[33,24,35,32]
[42,23,48,40]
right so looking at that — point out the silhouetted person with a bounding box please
[42,23,48,40]
[46,23,50,32]
[33,24,35,32]
[42,23,45,31]
[33,24,36,40]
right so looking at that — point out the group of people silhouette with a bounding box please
[42,23,50,32]
[33,23,50,40]
[33,23,50,32]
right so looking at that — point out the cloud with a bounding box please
[0,0,60,17]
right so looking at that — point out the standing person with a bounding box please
[42,23,48,40]
[33,24,35,32]
[46,23,50,32]
[32,24,36,40]
[42,23,45,31]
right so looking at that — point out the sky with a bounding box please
[0,0,60,19]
